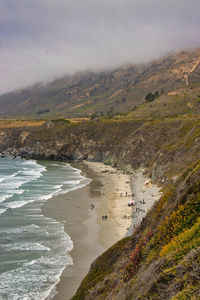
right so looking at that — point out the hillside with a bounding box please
[0,48,199,119]
[0,114,200,183]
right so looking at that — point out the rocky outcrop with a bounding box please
[0,117,200,186]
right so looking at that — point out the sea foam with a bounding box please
[0,158,89,300]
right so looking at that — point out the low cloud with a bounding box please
[0,0,199,94]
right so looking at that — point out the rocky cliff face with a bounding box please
[1,117,200,186]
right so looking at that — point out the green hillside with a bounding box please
[128,83,200,119]
[0,48,199,119]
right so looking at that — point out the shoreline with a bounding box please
[42,161,162,300]
[42,163,105,300]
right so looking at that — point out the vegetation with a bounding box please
[145,91,159,102]
[129,84,200,119]
[0,48,199,119]
[51,118,70,123]
[0,120,45,128]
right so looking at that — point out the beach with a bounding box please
[42,162,162,300]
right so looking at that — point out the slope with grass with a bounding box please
[128,84,200,119]
[0,48,199,119]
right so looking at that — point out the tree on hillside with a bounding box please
[145,91,159,102]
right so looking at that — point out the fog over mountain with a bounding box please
[0,0,200,94]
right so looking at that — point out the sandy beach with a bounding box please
[42,162,162,300]
[83,161,134,243]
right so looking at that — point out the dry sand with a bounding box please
[83,161,134,243]
[42,162,162,300]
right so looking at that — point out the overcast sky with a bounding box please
[0,0,199,94]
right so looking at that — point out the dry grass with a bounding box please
[68,117,90,123]
[0,120,45,128]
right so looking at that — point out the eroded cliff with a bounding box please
[1,117,200,185]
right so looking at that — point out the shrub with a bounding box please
[122,230,153,282]
[160,218,200,259]
[145,91,159,102]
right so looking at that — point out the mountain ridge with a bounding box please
[0,48,199,119]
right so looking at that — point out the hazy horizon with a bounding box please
[0,0,200,95]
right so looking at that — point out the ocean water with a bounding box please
[0,157,90,300]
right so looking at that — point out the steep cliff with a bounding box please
[1,117,200,185]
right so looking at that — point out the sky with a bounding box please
[0,0,199,94]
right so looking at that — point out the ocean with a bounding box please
[0,157,90,300]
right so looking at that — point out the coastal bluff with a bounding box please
[0,118,200,299]
[0,117,200,185]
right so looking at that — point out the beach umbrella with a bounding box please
[128,201,135,206]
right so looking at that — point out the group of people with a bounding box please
[91,203,95,210]
[91,203,108,221]
[121,192,135,197]
[90,189,140,222]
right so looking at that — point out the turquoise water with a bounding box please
[0,157,90,299]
